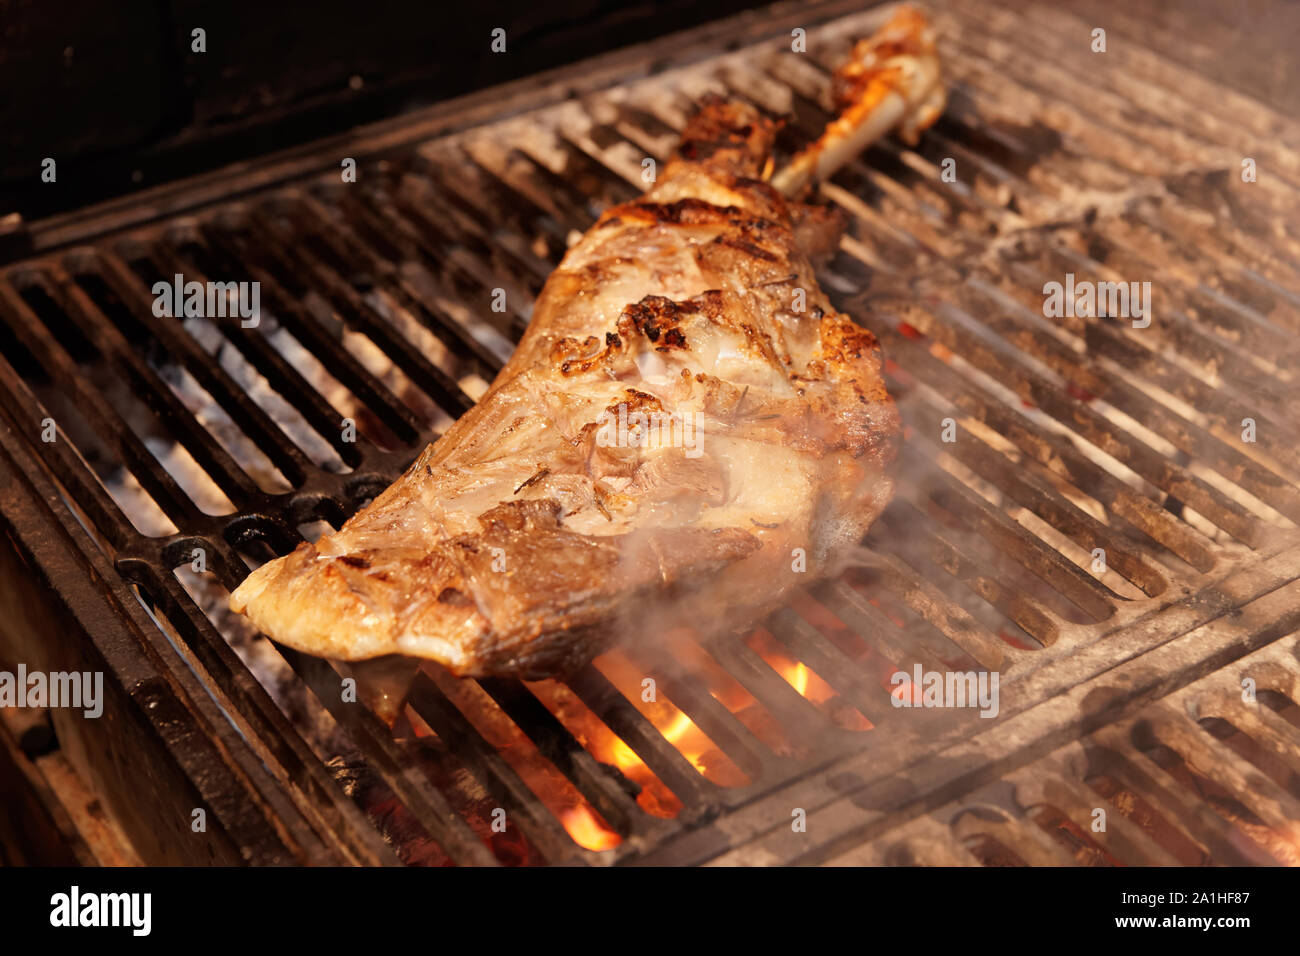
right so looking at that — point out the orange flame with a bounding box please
[525,679,683,819]
[561,806,622,852]
[594,651,749,787]
[746,628,872,731]
[748,629,834,704]
[423,666,625,853]
[788,661,810,696]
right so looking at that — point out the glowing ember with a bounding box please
[746,628,872,731]
[561,805,622,852]
[424,666,624,852]
[789,661,810,696]
[747,628,833,704]
[595,650,749,787]
[524,679,683,818]
[659,629,799,757]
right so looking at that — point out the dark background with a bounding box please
[3,0,1298,223]
[0,0,770,221]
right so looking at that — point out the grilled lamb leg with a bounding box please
[230,5,944,678]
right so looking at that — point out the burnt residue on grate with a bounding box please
[0,0,1297,865]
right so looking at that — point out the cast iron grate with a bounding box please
[0,0,1297,865]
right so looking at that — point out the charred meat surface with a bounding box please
[230,8,946,678]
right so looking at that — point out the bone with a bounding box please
[771,5,946,199]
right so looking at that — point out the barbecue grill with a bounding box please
[2,0,1298,867]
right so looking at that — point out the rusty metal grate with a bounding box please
[0,0,1297,865]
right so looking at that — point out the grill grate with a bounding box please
[0,0,1297,865]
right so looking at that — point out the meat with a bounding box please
[229,5,945,678]
[773,5,945,196]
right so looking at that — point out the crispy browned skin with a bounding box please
[229,10,946,677]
